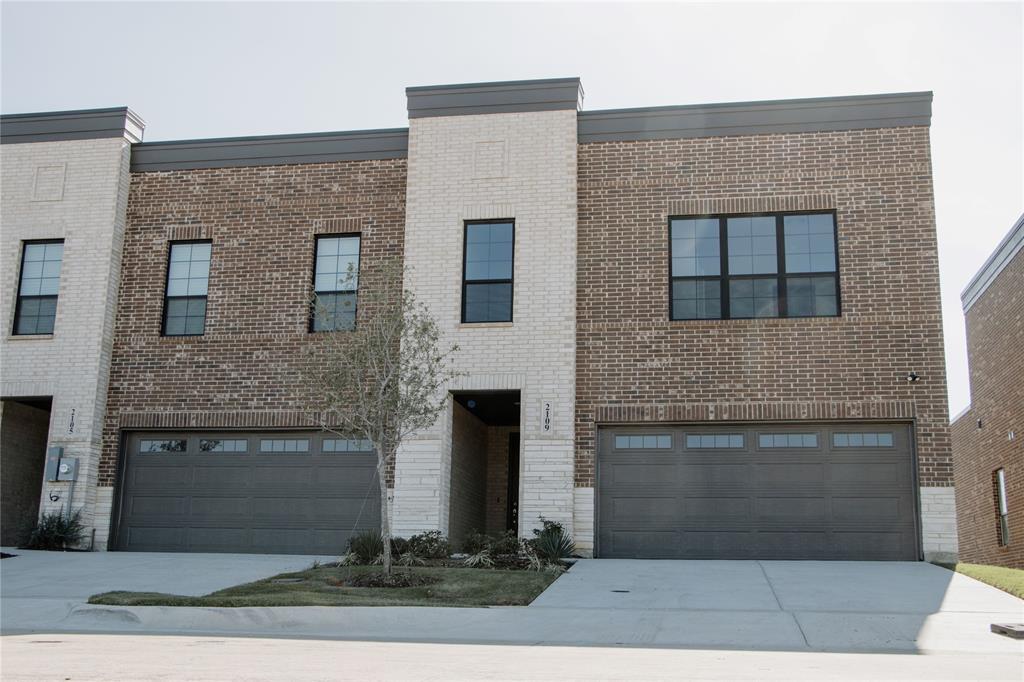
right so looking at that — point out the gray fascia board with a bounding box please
[407,77,583,118]
[1,106,145,144]
[577,92,932,143]
[130,128,409,172]
[960,213,1024,312]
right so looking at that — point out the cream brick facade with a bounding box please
[1,132,136,549]
[920,486,959,563]
[394,109,579,542]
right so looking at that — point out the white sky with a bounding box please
[2,1,1021,415]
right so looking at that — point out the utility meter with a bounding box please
[56,457,78,482]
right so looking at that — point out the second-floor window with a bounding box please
[670,212,839,320]
[312,235,360,332]
[463,220,514,323]
[163,241,210,336]
[14,240,63,335]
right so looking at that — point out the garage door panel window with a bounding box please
[200,439,249,453]
[833,432,894,448]
[323,438,374,453]
[259,439,310,453]
[686,434,744,449]
[758,433,819,448]
[614,435,672,450]
[670,212,839,320]
[140,439,187,453]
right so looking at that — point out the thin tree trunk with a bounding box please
[377,453,392,575]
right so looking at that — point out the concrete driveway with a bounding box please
[532,559,1024,653]
[0,548,329,632]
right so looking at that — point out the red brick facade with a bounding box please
[575,127,952,488]
[951,248,1023,568]
[99,159,407,486]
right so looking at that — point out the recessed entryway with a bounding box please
[0,397,52,546]
[450,391,521,541]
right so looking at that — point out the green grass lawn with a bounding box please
[949,562,1024,599]
[88,565,562,608]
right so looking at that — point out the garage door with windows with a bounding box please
[114,432,380,554]
[597,424,918,560]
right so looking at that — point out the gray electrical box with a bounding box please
[45,446,64,481]
[56,457,78,482]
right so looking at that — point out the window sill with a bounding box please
[7,333,54,341]
[458,322,514,329]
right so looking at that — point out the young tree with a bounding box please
[303,263,459,574]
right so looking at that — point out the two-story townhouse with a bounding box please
[1,108,143,547]
[2,78,956,562]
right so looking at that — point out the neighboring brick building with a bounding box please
[951,215,1023,568]
[0,109,142,547]
[1,79,957,561]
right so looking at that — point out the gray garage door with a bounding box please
[597,424,918,560]
[115,432,380,554]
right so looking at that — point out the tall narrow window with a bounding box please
[14,240,63,335]
[995,468,1010,546]
[670,212,840,320]
[163,241,210,336]
[462,220,514,323]
[312,235,360,332]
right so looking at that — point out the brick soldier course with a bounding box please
[1,79,960,560]
[951,215,1023,568]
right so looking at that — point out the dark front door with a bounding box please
[115,431,380,554]
[506,432,520,531]
[597,423,918,560]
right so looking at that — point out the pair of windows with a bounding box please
[670,212,840,320]
[13,240,64,335]
[160,235,360,337]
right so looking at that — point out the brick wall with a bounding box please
[99,159,407,502]
[952,249,1023,568]
[448,402,488,547]
[484,426,517,535]
[575,127,953,556]
[1,136,133,547]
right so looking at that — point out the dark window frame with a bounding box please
[461,218,515,323]
[161,239,212,337]
[309,232,362,333]
[668,210,841,321]
[13,238,64,336]
[995,468,1010,546]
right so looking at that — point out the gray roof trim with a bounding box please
[961,213,1024,312]
[130,128,409,172]
[407,77,583,118]
[1,106,145,144]
[577,91,932,143]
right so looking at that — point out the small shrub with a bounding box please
[463,549,494,568]
[348,530,384,564]
[407,530,450,559]
[489,529,522,556]
[461,530,489,555]
[23,510,85,550]
[397,551,426,567]
[531,516,575,562]
[390,536,410,556]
